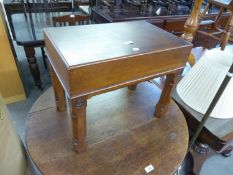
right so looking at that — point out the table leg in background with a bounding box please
[24,46,42,89]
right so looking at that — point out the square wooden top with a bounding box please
[44,21,191,67]
[45,21,192,98]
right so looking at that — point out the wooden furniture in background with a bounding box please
[52,14,90,26]
[0,3,25,103]
[176,0,233,174]
[26,84,189,175]
[230,27,233,41]
[3,0,72,39]
[45,21,192,153]
[181,0,203,42]
[91,6,230,38]
[8,9,87,88]
[173,89,233,174]
[193,0,233,49]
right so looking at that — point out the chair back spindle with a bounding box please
[52,14,90,26]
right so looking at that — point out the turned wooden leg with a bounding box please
[71,97,87,153]
[181,0,203,42]
[189,143,233,174]
[189,142,215,175]
[155,73,176,118]
[49,65,66,112]
[128,84,138,91]
[24,46,42,89]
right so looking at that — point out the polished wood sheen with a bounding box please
[26,84,189,175]
[45,21,192,152]
[181,0,203,42]
[45,21,192,98]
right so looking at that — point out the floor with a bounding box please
[6,38,233,174]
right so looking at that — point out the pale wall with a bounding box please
[0,3,26,103]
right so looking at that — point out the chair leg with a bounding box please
[221,13,233,50]
[41,47,47,69]
[189,142,215,175]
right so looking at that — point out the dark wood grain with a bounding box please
[26,83,188,175]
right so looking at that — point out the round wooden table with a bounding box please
[26,83,188,175]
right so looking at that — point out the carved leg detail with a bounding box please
[71,97,87,153]
[190,142,215,175]
[181,0,203,42]
[193,142,209,154]
[24,46,42,89]
[49,65,66,112]
[155,73,176,118]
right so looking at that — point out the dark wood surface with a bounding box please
[45,21,192,97]
[91,7,230,37]
[26,83,189,175]
[91,6,189,23]
[52,14,90,26]
[45,20,192,152]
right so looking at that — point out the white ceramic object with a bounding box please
[177,49,233,119]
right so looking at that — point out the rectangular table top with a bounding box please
[45,21,190,66]
[45,21,192,98]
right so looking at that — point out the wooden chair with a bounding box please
[52,14,90,26]
[175,0,233,174]
[25,0,72,69]
[182,0,233,66]
[28,0,60,13]
[193,0,233,50]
